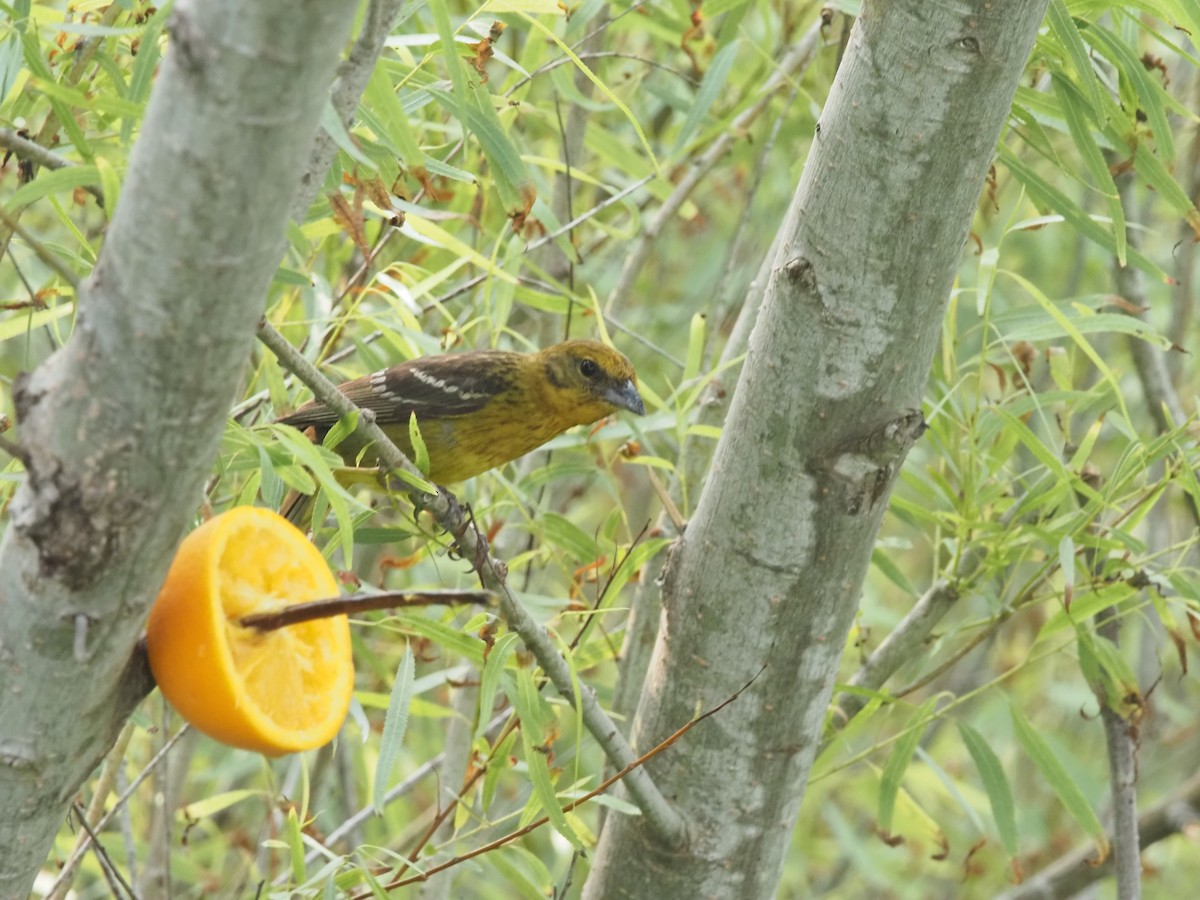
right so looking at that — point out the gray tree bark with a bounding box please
[583,2,1050,897]
[0,0,356,893]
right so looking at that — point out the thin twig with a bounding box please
[389,720,517,882]
[367,667,763,894]
[71,802,137,900]
[568,521,651,653]
[239,589,494,632]
[47,727,189,898]
[420,172,657,313]
[505,50,697,96]
[49,722,139,900]
[0,204,81,289]
[604,19,825,315]
[0,433,30,467]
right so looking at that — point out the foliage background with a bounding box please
[1,0,1198,897]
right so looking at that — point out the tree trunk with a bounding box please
[584,2,1050,897]
[0,0,356,893]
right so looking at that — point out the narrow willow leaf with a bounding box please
[30,75,142,120]
[958,722,1018,856]
[673,38,740,154]
[1010,706,1109,855]
[428,0,469,103]
[269,424,360,559]
[362,67,426,166]
[1052,74,1124,264]
[878,697,937,834]
[513,668,582,848]
[1130,143,1200,235]
[321,100,374,168]
[1045,0,1108,115]
[998,310,1172,348]
[374,645,416,814]
[0,303,74,344]
[476,633,519,741]
[1001,269,1131,426]
[871,547,917,597]
[1092,633,1141,718]
[1080,22,1173,163]
[393,611,486,665]
[540,511,599,561]
[286,806,306,883]
[181,789,263,820]
[8,164,100,208]
[465,79,536,214]
[517,11,659,173]
[407,412,430,475]
[20,33,91,157]
[998,146,1165,280]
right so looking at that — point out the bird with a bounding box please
[277,339,645,486]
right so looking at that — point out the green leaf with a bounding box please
[996,308,1172,348]
[0,302,74,344]
[268,424,361,560]
[871,547,917,597]
[391,611,486,665]
[94,155,120,217]
[407,412,430,475]
[374,645,416,814]
[512,667,582,848]
[8,164,100,208]
[958,722,1018,856]
[321,99,375,168]
[1045,0,1107,115]
[181,789,264,820]
[998,145,1165,281]
[476,632,520,742]
[517,11,659,174]
[428,0,469,103]
[878,697,937,834]
[673,39,740,154]
[1052,74,1124,264]
[1000,269,1132,425]
[1010,705,1109,854]
[285,806,306,883]
[1058,534,1075,608]
[1080,22,1173,164]
[123,3,168,143]
[540,511,599,561]
[362,66,426,167]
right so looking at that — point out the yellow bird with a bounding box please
[278,339,645,485]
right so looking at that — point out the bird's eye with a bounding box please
[578,358,599,379]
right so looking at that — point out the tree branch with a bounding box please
[257,321,687,848]
[997,770,1200,900]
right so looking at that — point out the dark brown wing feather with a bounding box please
[279,350,519,429]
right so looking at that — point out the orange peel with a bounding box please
[146,507,353,755]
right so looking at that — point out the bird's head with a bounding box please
[537,340,646,426]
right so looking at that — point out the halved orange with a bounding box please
[146,506,354,755]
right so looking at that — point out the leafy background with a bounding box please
[2,0,1199,896]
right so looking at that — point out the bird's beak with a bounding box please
[605,378,645,416]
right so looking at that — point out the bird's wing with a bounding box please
[278,351,518,429]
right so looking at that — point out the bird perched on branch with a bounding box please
[278,339,645,485]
